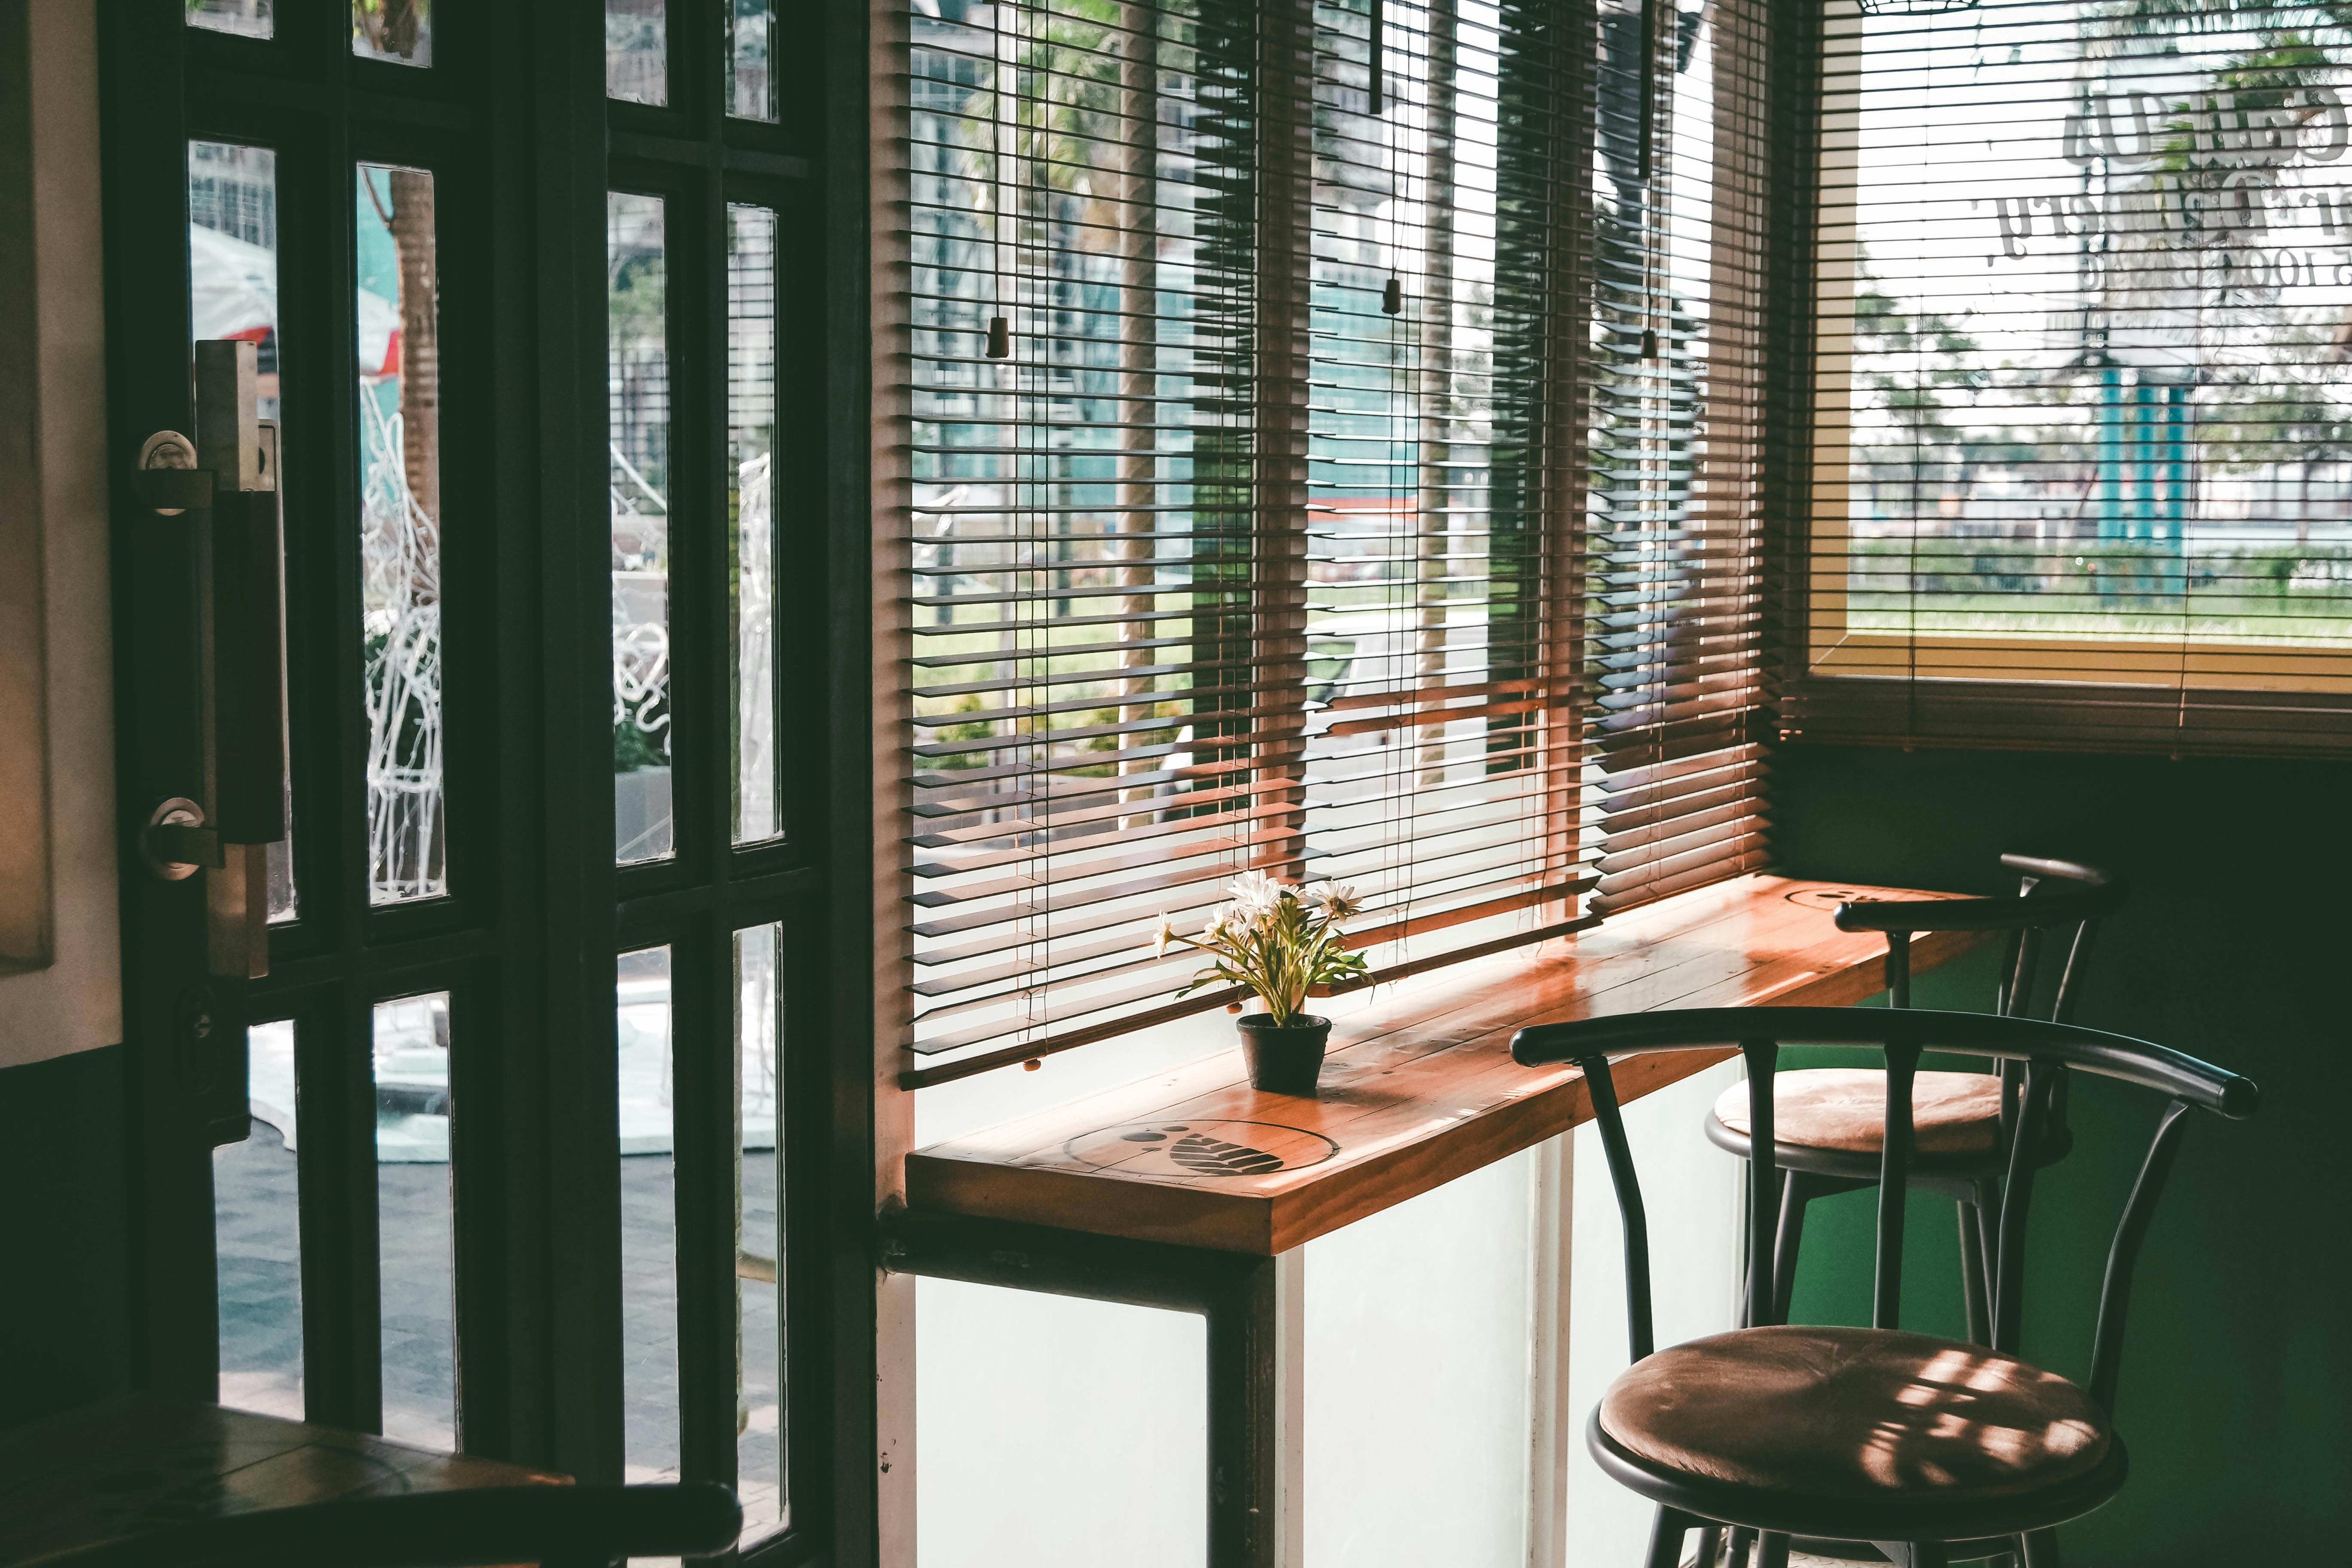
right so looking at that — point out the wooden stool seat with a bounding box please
[1596,1327,2116,1527]
[1712,1069,2004,1158]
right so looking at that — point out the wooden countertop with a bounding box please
[906,875,1988,1255]
[0,1396,563,1565]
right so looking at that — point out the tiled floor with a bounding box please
[211,1127,784,1530]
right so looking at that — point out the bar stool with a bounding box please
[1705,855,2118,1343]
[1512,1005,2257,1568]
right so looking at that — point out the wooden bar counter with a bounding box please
[907,875,1988,1255]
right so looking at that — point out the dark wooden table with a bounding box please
[0,1395,563,1566]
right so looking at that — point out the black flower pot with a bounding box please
[1236,1013,1332,1096]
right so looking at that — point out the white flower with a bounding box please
[1153,914,1178,957]
[1201,914,1227,944]
[1304,880,1361,919]
[1226,870,1289,918]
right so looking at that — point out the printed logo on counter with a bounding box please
[1062,1119,1340,1179]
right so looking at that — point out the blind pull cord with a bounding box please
[1378,7,1399,317]
[989,0,1012,360]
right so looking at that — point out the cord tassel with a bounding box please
[986,315,1011,358]
[1381,277,1403,316]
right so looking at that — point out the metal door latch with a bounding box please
[132,339,289,979]
[141,796,222,879]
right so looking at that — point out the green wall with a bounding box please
[0,1044,132,1426]
[1770,744,2350,1564]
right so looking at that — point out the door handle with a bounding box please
[136,338,288,979]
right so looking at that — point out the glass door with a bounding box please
[100,5,845,1559]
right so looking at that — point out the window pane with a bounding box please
[188,0,272,38]
[358,165,447,904]
[375,991,455,1450]
[1563,1061,1742,1557]
[1305,1150,1534,1568]
[353,0,431,65]
[1819,0,2352,665]
[216,1019,302,1420]
[609,0,668,105]
[731,0,776,121]
[610,192,674,863]
[919,1283,1205,1562]
[188,140,297,925]
[619,946,680,1481]
[736,923,784,1537]
[729,205,781,844]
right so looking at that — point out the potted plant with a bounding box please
[1156,872,1371,1095]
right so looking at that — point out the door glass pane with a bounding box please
[358,165,448,904]
[216,1019,302,1420]
[731,0,776,121]
[619,946,680,1481]
[188,140,297,925]
[609,0,668,105]
[736,923,784,1537]
[729,205,780,844]
[353,0,431,65]
[188,0,272,38]
[375,991,455,1449]
[610,192,674,863]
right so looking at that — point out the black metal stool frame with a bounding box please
[1513,1005,2255,1568]
[1707,856,2119,1344]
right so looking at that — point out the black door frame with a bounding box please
[97,3,877,1562]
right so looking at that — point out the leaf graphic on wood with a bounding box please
[1169,1133,1286,1176]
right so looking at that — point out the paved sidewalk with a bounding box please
[212,1127,783,1526]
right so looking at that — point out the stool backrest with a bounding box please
[1836,855,2120,1153]
[1831,854,2118,1020]
[1511,1008,2254,1417]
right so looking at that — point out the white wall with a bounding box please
[0,0,120,1067]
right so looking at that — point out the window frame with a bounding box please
[1779,0,2352,756]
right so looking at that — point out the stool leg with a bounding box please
[1958,1196,1990,1345]
[1755,1531,1791,1568]
[1690,1523,1724,1568]
[2018,1528,2063,1568]
[1770,1172,1811,1326]
[1646,1506,1696,1568]
[1724,1525,1756,1567]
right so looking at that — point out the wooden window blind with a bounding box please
[899,0,1776,1078]
[1586,0,1774,912]
[1784,0,2352,757]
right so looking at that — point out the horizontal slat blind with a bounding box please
[1295,0,1600,967]
[1586,0,1773,911]
[906,0,1285,1061]
[900,0,1770,1072]
[1785,0,2352,756]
